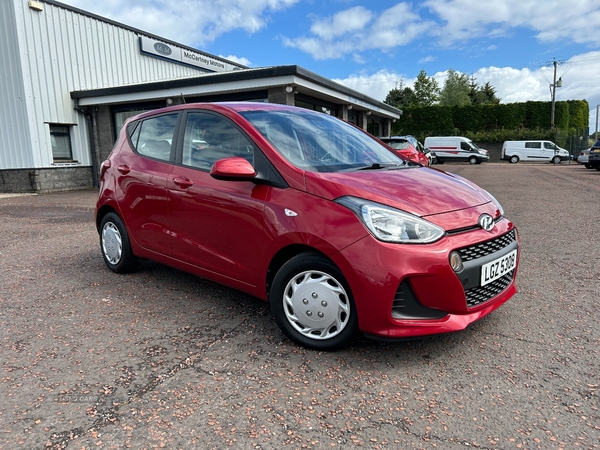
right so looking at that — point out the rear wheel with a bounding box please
[551,155,561,164]
[509,155,519,164]
[585,163,592,169]
[100,212,139,273]
[595,166,600,171]
[469,156,478,165]
[270,253,358,351]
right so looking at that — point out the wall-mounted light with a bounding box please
[165,97,174,106]
[347,104,353,110]
[392,119,396,122]
[366,111,371,115]
[285,86,294,94]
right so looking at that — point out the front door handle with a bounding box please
[173,176,193,189]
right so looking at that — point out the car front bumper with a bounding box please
[333,219,519,339]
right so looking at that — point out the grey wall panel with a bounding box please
[0,0,34,169]
[7,0,205,169]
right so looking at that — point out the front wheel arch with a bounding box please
[269,251,359,350]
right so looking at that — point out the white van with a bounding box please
[501,140,569,164]
[423,136,490,164]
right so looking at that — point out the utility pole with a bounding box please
[550,59,562,129]
[594,105,600,141]
[550,59,562,144]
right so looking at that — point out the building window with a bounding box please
[50,125,74,161]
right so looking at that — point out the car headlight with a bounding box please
[336,196,445,244]
[483,189,504,217]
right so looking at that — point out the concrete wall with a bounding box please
[0,167,94,193]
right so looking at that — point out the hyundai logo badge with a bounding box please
[478,214,494,232]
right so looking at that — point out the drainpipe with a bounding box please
[74,100,99,188]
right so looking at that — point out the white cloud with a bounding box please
[309,6,373,40]
[334,52,600,128]
[283,3,436,60]
[419,56,436,64]
[283,1,600,60]
[424,0,600,47]
[220,55,252,67]
[59,0,300,46]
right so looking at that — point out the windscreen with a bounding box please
[240,109,406,172]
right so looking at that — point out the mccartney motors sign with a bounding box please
[139,36,242,73]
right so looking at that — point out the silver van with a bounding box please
[501,140,569,164]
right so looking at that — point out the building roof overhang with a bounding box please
[71,65,402,120]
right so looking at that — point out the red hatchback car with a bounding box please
[96,102,519,350]
[379,136,430,166]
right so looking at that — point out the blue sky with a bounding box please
[61,0,600,131]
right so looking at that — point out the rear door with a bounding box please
[167,110,268,287]
[116,112,179,255]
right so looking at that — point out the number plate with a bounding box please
[480,249,518,286]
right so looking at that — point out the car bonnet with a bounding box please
[304,167,499,230]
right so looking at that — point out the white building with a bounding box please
[0,0,402,193]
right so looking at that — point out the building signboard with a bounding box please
[139,36,242,73]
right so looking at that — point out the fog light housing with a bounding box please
[449,251,463,272]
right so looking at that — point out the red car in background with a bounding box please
[96,102,519,351]
[379,135,430,166]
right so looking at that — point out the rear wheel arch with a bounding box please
[96,205,119,232]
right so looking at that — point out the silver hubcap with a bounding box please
[283,270,350,340]
[102,222,122,265]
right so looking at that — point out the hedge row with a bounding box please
[392,100,589,144]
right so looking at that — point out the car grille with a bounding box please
[458,229,517,307]
[457,229,516,261]
[465,271,514,307]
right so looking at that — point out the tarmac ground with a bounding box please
[0,162,598,449]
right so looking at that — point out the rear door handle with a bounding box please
[117,165,130,175]
[173,176,193,189]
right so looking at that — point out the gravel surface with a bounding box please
[0,163,598,449]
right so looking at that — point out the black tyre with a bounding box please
[469,156,478,165]
[595,166,600,171]
[585,163,592,169]
[270,252,358,351]
[551,156,561,164]
[99,212,139,273]
[510,155,519,164]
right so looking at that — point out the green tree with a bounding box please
[413,69,440,106]
[480,82,500,104]
[469,77,501,105]
[384,80,416,109]
[439,68,471,106]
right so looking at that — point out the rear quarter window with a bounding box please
[129,113,178,162]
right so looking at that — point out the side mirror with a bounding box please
[210,157,257,181]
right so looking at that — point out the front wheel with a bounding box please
[100,212,139,273]
[551,156,561,164]
[270,253,358,351]
[509,155,519,164]
[469,156,478,165]
[585,163,592,169]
